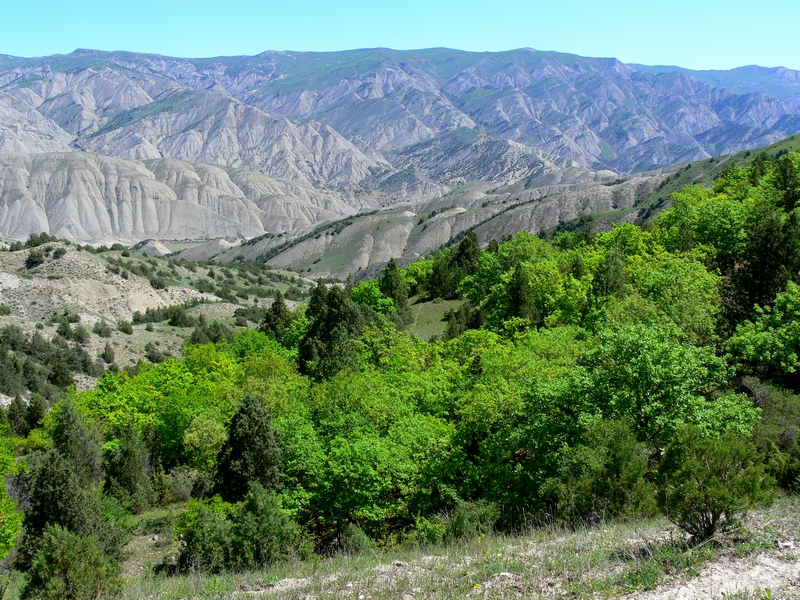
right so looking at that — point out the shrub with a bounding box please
[21,525,120,600]
[144,342,166,364]
[413,514,448,545]
[56,321,74,340]
[175,498,232,573]
[175,486,308,574]
[72,325,90,345]
[52,247,66,259]
[338,522,372,555]
[8,394,29,436]
[230,484,311,569]
[99,343,115,364]
[16,451,125,569]
[26,249,45,269]
[25,393,48,432]
[117,321,132,335]
[657,426,775,540]
[0,305,10,316]
[165,466,198,502]
[446,500,499,541]
[92,320,112,338]
[542,419,656,523]
[51,399,104,485]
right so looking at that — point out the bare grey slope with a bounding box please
[0,151,385,242]
[209,171,666,280]
[1,48,798,197]
[0,47,798,248]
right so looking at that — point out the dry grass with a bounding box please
[114,496,800,600]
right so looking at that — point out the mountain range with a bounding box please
[0,47,799,245]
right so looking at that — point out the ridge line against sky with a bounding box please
[0,0,798,71]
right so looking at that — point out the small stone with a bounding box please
[395,561,404,567]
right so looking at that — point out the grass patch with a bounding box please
[79,496,799,599]
[407,297,463,340]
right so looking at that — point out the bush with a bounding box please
[99,343,115,364]
[72,325,90,345]
[413,514,447,545]
[747,380,800,490]
[164,466,198,503]
[8,394,29,436]
[446,500,499,541]
[144,342,166,364]
[21,525,120,600]
[25,393,48,432]
[657,426,775,540]
[56,321,73,340]
[51,399,104,485]
[230,484,311,569]
[542,419,656,523]
[16,451,125,569]
[338,522,372,555]
[175,498,233,574]
[176,486,309,574]
[0,305,10,316]
[52,247,66,259]
[117,321,132,335]
[25,249,45,269]
[92,320,112,338]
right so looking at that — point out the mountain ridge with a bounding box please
[1,48,798,194]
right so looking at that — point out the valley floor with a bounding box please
[113,497,800,600]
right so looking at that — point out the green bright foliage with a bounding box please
[4,148,800,573]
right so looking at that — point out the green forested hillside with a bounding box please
[2,149,800,597]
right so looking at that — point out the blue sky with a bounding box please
[1,0,798,70]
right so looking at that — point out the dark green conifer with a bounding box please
[299,282,370,378]
[259,291,290,340]
[48,357,74,389]
[104,423,155,514]
[8,394,28,436]
[379,258,412,324]
[25,393,47,432]
[214,395,283,503]
[51,399,103,485]
[100,342,115,364]
[17,451,123,570]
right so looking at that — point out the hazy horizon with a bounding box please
[1,0,798,71]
